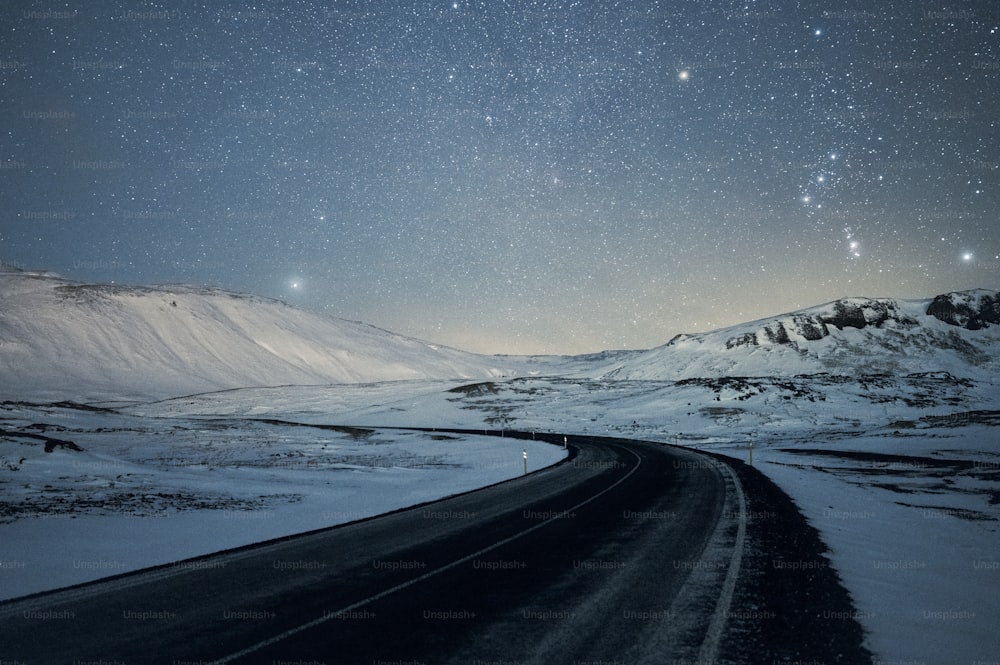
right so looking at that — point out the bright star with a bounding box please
[962,252,974,262]
[678,70,690,81]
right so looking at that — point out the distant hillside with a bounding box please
[2,266,995,401]
[0,271,521,401]
[594,291,1000,381]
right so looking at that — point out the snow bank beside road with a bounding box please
[709,429,1000,665]
[0,401,566,600]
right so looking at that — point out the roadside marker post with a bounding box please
[523,449,527,475]
[748,440,753,466]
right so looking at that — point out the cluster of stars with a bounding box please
[845,227,862,259]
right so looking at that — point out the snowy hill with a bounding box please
[0,271,520,401]
[595,291,1000,381]
[2,266,996,400]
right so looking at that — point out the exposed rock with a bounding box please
[795,316,828,341]
[927,291,1000,330]
[763,323,791,344]
[817,299,914,330]
[824,300,870,329]
[726,332,758,349]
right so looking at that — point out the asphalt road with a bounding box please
[0,434,742,665]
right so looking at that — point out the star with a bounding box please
[678,70,690,81]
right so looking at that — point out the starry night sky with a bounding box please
[3,1,998,354]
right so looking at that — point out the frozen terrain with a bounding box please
[0,269,534,402]
[0,398,566,599]
[1,266,997,662]
[592,290,1000,382]
[5,374,993,661]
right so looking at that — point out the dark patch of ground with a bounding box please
[446,381,499,396]
[251,418,375,441]
[0,428,85,453]
[918,410,1000,427]
[699,450,874,665]
[778,447,984,471]
[893,502,997,521]
[48,401,120,413]
[0,400,119,413]
[677,376,825,401]
[0,491,298,523]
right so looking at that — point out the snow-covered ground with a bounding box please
[6,373,993,661]
[712,430,999,665]
[0,396,566,600]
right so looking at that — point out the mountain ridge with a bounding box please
[0,270,520,401]
[596,290,999,381]
[1,266,996,399]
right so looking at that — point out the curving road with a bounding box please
[0,434,744,665]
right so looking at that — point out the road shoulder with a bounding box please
[704,452,874,664]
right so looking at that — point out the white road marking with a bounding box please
[696,457,747,662]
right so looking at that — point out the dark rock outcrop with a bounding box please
[818,298,917,331]
[927,291,1000,330]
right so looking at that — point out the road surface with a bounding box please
[0,434,749,664]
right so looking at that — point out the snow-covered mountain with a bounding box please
[0,270,520,401]
[2,264,996,400]
[595,290,1000,381]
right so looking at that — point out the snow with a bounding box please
[0,271,538,402]
[710,432,999,665]
[1,269,998,662]
[596,294,1000,382]
[0,399,566,599]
